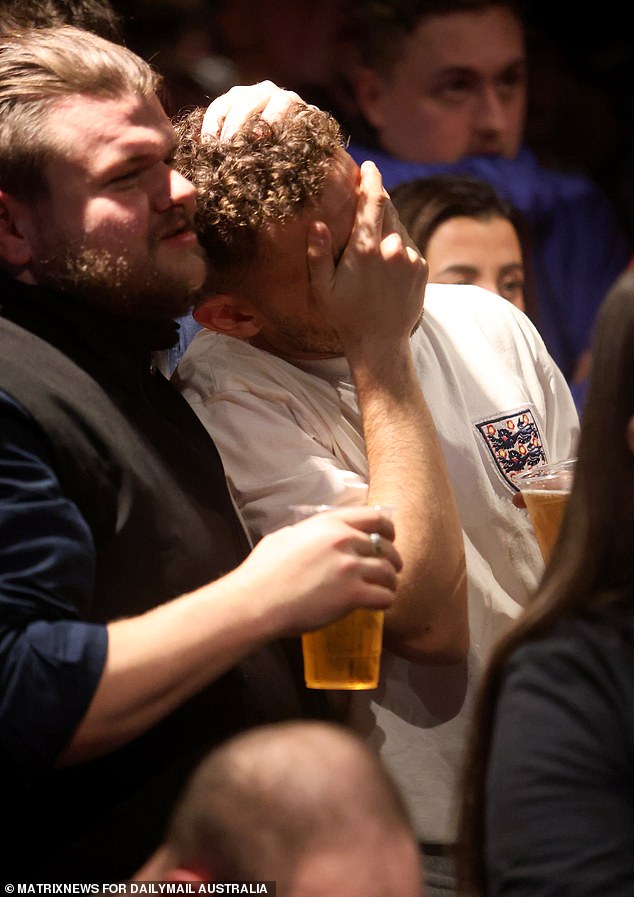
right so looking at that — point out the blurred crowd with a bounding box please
[110,0,634,243]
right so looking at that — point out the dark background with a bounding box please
[110,1,634,241]
[523,3,634,238]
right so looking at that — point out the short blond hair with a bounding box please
[0,24,159,197]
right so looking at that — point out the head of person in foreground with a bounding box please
[136,719,423,897]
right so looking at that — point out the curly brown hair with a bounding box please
[173,103,345,285]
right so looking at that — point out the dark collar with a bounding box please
[0,274,180,377]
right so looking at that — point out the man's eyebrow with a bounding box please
[97,152,152,179]
[118,129,179,160]
[98,135,179,176]
[434,56,526,80]
[432,65,480,81]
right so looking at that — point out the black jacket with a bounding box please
[0,277,320,881]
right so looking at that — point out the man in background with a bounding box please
[340,0,631,403]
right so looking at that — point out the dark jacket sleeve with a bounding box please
[0,390,107,773]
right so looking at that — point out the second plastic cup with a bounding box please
[516,458,576,562]
[291,503,389,690]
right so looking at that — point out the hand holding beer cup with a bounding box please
[516,459,576,562]
[290,503,394,690]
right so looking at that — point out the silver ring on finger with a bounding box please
[369,532,382,557]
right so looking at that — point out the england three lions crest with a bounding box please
[476,409,546,491]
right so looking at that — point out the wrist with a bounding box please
[347,338,415,392]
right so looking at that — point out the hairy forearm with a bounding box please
[351,342,468,662]
[56,570,272,765]
[56,504,402,765]
[307,160,467,660]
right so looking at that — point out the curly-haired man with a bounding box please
[173,102,578,895]
[175,104,343,276]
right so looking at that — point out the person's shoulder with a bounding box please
[500,610,634,752]
[507,605,634,698]
[347,141,441,191]
[175,331,263,395]
[456,147,617,215]
[424,281,513,310]
[412,284,554,399]
[174,332,332,402]
[422,282,532,336]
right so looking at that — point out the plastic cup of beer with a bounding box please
[290,503,391,690]
[516,458,576,562]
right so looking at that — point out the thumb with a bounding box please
[307,220,335,299]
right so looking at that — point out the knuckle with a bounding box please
[374,190,389,211]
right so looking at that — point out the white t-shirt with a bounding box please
[175,284,579,843]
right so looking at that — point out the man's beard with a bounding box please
[265,311,344,357]
[34,239,205,323]
[260,305,424,358]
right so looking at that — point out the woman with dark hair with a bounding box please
[391,174,537,320]
[457,268,634,896]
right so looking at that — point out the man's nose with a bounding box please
[474,83,509,134]
[154,167,197,212]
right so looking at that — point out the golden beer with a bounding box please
[302,607,384,690]
[521,489,570,562]
[516,459,576,562]
[291,500,390,690]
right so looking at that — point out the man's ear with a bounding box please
[194,293,264,339]
[352,66,388,131]
[0,191,35,269]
